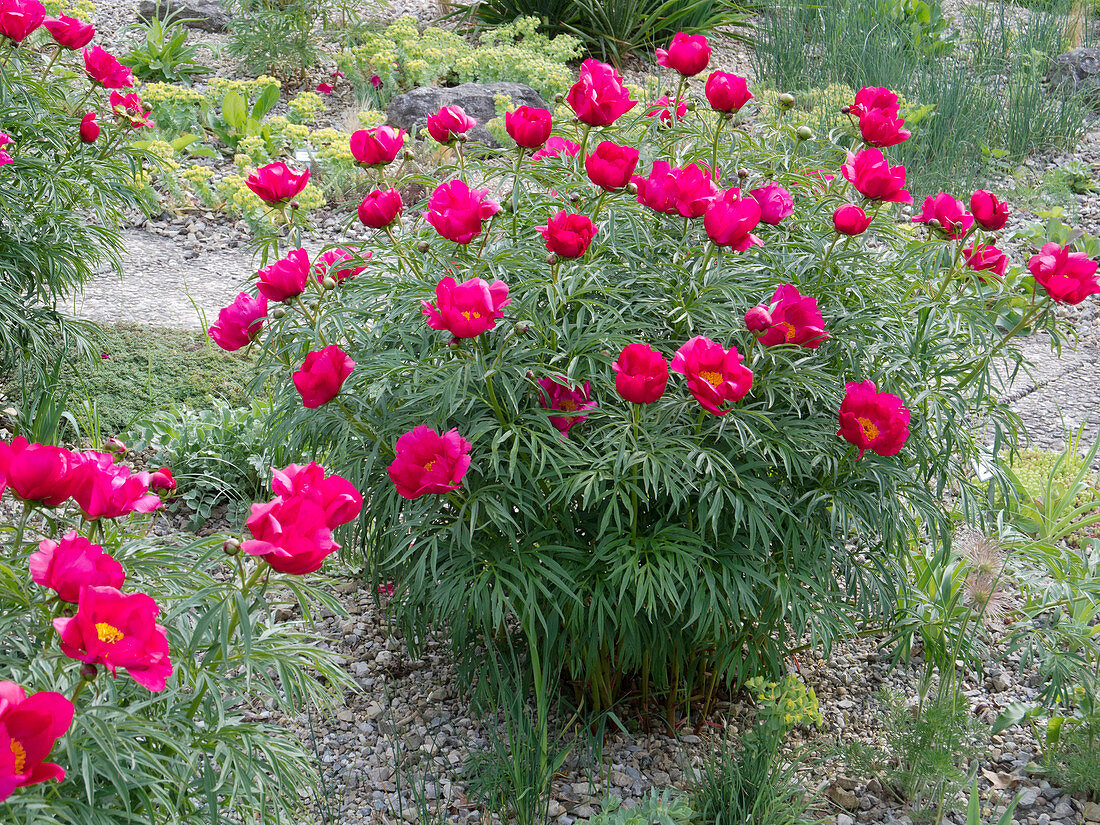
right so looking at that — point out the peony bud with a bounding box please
[737,168,749,179]
[403,149,414,160]
[290,200,300,210]
[322,276,337,290]
[546,253,559,265]
[417,240,430,253]
[745,305,773,333]
[626,181,638,194]
[796,125,813,141]
[223,538,241,555]
[778,93,795,109]
[272,305,287,319]
[80,663,99,680]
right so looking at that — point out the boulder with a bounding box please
[1046,47,1100,107]
[386,82,550,147]
[137,0,229,33]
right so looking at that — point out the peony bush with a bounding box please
[221,43,1097,715]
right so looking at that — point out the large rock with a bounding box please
[386,82,549,147]
[137,0,229,33]
[1046,47,1100,107]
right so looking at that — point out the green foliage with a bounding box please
[121,6,210,84]
[0,39,140,374]
[0,505,354,824]
[336,15,583,104]
[963,778,1020,825]
[131,398,296,529]
[746,673,823,735]
[754,0,1088,192]
[589,790,694,825]
[451,0,751,66]
[226,0,323,80]
[1054,719,1100,799]
[205,80,281,150]
[1046,160,1100,195]
[9,324,254,438]
[689,724,809,825]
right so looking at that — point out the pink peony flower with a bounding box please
[242,495,339,575]
[0,437,78,506]
[645,95,687,124]
[912,192,974,239]
[422,276,510,339]
[349,125,405,167]
[0,0,44,42]
[613,344,669,404]
[970,190,1009,231]
[43,14,92,48]
[82,45,133,88]
[531,136,580,161]
[749,183,793,225]
[655,32,711,76]
[833,204,872,235]
[208,291,268,351]
[1027,243,1100,305]
[504,106,553,149]
[670,336,753,416]
[705,71,752,113]
[536,211,598,258]
[293,346,355,408]
[387,425,472,499]
[537,377,597,436]
[314,247,368,284]
[840,147,912,203]
[424,179,500,245]
[837,380,910,459]
[67,450,162,520]
[746,284,828,348]
[79,111,99,143]
[0,682,74,802]
[704,188,762,251]
[30,531,125,603]
[245,162,310,205]
[963,243,1007,280]
[426,105,476,144]
[256,248,310,302]
[584,140,639,191]
[358,188,403,228]
[566,59,637,127]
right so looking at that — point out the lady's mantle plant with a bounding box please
[219,35,1099,715]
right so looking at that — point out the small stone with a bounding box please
[991,671,1011,692]
[610,770,632,787]
[365,703,385,720]
[838,815,855,825]
[1018,788,1040,809]
[827,784,860,811]
[1083,802,1100,822]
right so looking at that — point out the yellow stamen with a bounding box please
[460,310,483,321]
[857,417,879,442]
[558,398,578,412]
[698,369,723,387]
[11,739,26,774]
[95,622,124,644]
[779,322,797,342]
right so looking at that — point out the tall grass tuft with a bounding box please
[754,0,1090,193]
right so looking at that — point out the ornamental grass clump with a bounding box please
[220,42,1098,717]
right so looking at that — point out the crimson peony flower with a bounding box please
[537,377,597,436]
[349,125,404,167]
[656,32,710,76]
[43,14,92,48]
[833,204,872,235]
[0,0,44,42]
[79,111,99,143]
[970,189,1009,231]
[912,192,974,239]
[840,147,912,203]
[746,284,828,348]
[293,345,355,408]
[29,531,124,603]
[387,425,472,499]
[705,71,753,113]
[0,682,74,802]
[566,59,637,127]
[613,344,669,404]
[858,107,909,148]
[246,162,310,205]
[850,86,900,119]
[256,247,310,302]
[531,136,580,160]
[82,46,133,88]
[148,468,176,492]
[422,275,510,339]
[269,462,362,528]
[670,336,753,416]
[670,163,719,218]
[242,495,340,575]
[963,243,1007,280]
[584,140,639,191]
[67,451,161,520]
[505,106,552,149]
[426,104,476,144]
[208,291,267,351]
[0,437,78,506]
[0,135,10,167]
[749,183,793,225]
[315,82,332,94]
[632,160,678,214]
[645,95,687,125]
[424,179,500,244]
[1027,242,1100,305]
[837,380,910,459]
[536,211,597,258]
[358,188,403,228]
[704,188,762,251]
[370,74,382,88]
[54,586,173,691]
[314,247,368,283]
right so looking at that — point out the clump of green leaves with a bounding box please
[226,0,323,80]
[590,790,694,825]
[121,6,211,83]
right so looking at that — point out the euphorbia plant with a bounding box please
[231,42,1096,718]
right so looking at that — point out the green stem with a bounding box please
[590,190,609,223]
[39,47,61,82]
[385,225,417,275]
[575,123,592,175]
[510,146,525,238]
[455,140,467,183]
[956,300,1048,391]
[70,676,90,704]
[710,113,727,177]
[820,234,840,275]
[12,501,32,551]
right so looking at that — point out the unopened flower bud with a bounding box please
[272,305,287,319]
[515,322,529,335]
[569,192,582,204]
[796,125,813,141]
[80,663,99,680]
[553,93,564,103]
[546,253,558,266]
[626,182,638,194]
[684,101,696,111]
[456,133,468,143]
[104,437,127,454]
[290,200,300,210]
[417,240,430,253]
[322,276,337,290]
[745,305,773,333]
[778,93,795,109]
[600,349,610,357]
[737,168,749,179]
[223,538,241,556]
[526,370,534,379]
[840,104,851,115]
[403,149,414,160]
